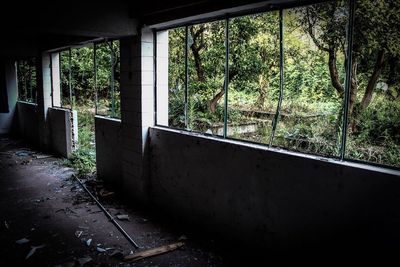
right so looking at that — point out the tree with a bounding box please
[299,0,400,131]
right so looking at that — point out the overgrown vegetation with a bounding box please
[64,104,96,177]
[17,58,37,103]
[167,0,400,168]
[59,41,120,176]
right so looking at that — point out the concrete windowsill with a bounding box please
[151,126,400,177]
[17,101,37,106]
[95,115,121,123]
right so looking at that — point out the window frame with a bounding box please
[153,0,400,171]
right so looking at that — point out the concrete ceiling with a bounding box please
[0,0,321,59]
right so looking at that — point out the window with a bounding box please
[345,0,400,168]
[165,27,186,128]
[273,2,347,157]
[53,40,121,118]
[156,0,400,169]
[187,21,226,135]
[59,49,74,109]
[17,58,37,103]
[228,11,280,143]
[95,40,121,118]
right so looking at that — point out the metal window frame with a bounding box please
[153,0,399,171]
[16,57,37,104]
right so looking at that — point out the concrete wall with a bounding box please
[119,28,155,204]
[0,61,18,135]
[37,53,53,149]
[17,102,39,145]
[149,127,400,250]
[51,53,61,107]
[95,116,122,187]
[48,107,76,158]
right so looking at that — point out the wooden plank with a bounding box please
[123,242,185,262]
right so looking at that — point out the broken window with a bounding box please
[59,49,74,109]
[187,21,226,135]
[228,11,280,143]
[53,41,120,119]
[272,2,348,158]
[156,0,400,169]
[345,0,400,168]
[163,27,186,128]
[95,40,121,119]
[17,58,37,103]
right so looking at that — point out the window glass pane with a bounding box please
[111,40,121,119]
[346,0,400,168]
[96,42,111,116]
[273,2,348,157]
[188,21,226,135]
[17,58,37,103]
[166,27,186,128]
[95,41,120,118]
[60,50,72,109]
[228,12,280,143]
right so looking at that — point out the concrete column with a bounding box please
[156,30,169,126]
[51,53,61,107]
[37,53,52,148]
[120,26,155,203]
[0,61,18,134]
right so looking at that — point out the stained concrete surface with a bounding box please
[1,135,396,267]
[0,137,224,267]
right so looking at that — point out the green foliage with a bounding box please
[64,105,96,177]
[354,96,400,145]
[166,0,400,167]
[59,41,121,118]
[17,58,37,103]
[66,148,96,177]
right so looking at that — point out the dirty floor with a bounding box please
[0,137,228,267]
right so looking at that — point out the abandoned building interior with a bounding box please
[1,0,400,265]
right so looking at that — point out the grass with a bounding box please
[65,103,97,177]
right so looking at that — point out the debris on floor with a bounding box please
[77,256,92,266]
[15,150,32,157]
[0,137,224,266]
[16,238,30,244]
[75,231,83,238]
[33,153,53,159]
[96,246,107,253]
[25,244,45,259]
[116,214,130,221]
[123,241,185,263]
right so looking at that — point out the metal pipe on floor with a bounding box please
[73,175,140,249]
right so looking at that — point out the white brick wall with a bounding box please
[120,27,156,203]
[37,53,53,148]
[156,30,169,126]
[51,53,61,107]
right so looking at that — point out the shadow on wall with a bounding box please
[16,102,39,145]
[148,127,400,252]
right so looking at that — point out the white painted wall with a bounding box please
[51,53,61,107]
[0,61,18,134]
[156,30,169,126]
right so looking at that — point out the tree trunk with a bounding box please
[360,49,386,110]
[208,68,239,113]
[189,27,206,83]
[209,88,225,113]
[191,46,205,82]
[349,58,358,115]
[328,48,344,97]
[257,75,268,109]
